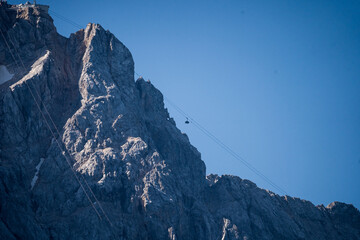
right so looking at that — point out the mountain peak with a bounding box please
[0,4,359,240]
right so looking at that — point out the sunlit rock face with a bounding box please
[0,4,359,240]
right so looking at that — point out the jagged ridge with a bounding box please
[0,3,359,240]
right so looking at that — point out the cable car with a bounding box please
[185,118,189,124]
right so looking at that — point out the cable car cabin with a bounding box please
[185,118,189,124]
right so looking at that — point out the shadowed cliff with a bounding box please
[0,3,359,240]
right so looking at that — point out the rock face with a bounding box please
[0,4,359,240]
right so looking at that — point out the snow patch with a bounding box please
[0,65,14,84]
[31,158,45,190]
[10,50,50,90]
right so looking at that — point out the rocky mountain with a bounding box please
[0,3,359,240]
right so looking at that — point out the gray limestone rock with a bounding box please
[0,3,359,240]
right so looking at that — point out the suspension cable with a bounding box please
[165,97,287,195]
[0,28,107,221]
[46,9,288,196]
[6,31,114,226]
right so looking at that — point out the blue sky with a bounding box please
[10,0,360,208]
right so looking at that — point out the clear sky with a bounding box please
[10,0,360,208]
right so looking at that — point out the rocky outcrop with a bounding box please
[0,3,359,240]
